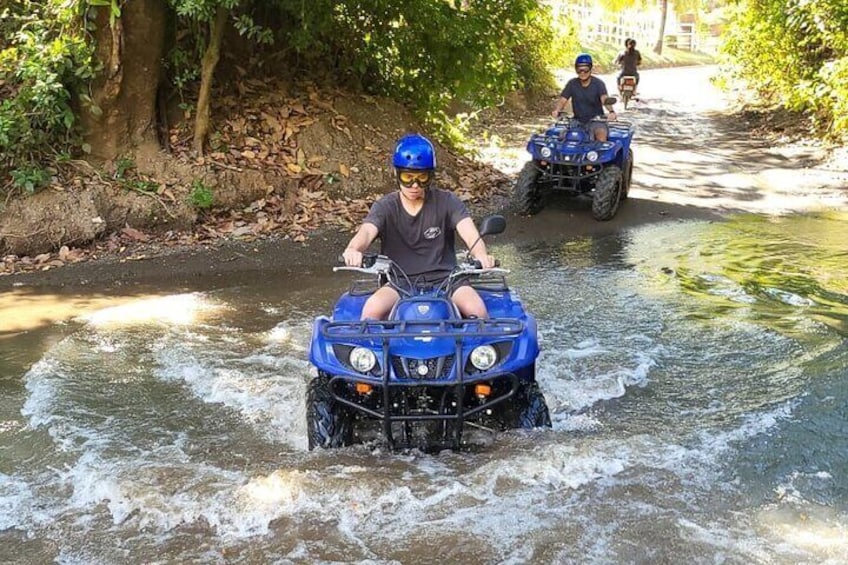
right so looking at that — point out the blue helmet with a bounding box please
[392,133,436,170]
[575,53,593,68]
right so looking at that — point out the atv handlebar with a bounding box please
[333,254,509,291]
[334,252,391,274]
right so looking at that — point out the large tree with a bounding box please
[80,0,168,163]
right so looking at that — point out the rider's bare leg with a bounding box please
[452,286,489,319]
[593,127,609,142]
[361,285,400,320]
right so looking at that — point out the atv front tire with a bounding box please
[620,149,634,201]
[518,382,552,429]
[592,165,623,221]
[306,375,353,450]
[513,161,545,215]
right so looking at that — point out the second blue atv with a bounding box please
[306,215,551,451]
[514,99,635,220]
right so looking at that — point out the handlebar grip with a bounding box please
[470,258,500,269]
[338,251,377,268]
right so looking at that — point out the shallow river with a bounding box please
[2,210,846,564]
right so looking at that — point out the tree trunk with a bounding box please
[193,6,228,156]
[80,0,168,163]
[654,0,668,55]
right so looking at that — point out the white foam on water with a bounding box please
[266,320,312,353]
[697,272,758,304]
[538,336,658,419]
[0,474,33,531]
[153,337,308,449]
[56,447,319,540]
[763,287,816,307]
[20,358,61,430]
[694,400,797,466]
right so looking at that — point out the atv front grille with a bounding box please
[391,354,455,380]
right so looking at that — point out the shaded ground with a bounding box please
[1,66,846,302]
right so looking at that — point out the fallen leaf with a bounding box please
[339,163,350,178]
[121,226,149,242]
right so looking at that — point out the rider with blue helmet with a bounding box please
[342,133,496,320]
[551,53,617,141]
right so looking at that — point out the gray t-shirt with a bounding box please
[561,76,609,122]
[617,49,642,75]
[364,187,470,277]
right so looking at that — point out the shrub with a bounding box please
[0,0,97,195]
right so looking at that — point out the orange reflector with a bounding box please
[474,383,492,397]
[355,382,372,394]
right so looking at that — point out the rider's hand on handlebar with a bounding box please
[342,248,363,267]
[476,254,496,269]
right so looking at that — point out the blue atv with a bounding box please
[514,99,635,220]
[306,215,551,451]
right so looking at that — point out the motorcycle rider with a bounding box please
[615,38,642,99]
[551,53,616,142]
[342,133,496,320]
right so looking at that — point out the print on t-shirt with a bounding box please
[424,227,442,239]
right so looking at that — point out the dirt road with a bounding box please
[474,65,847,238]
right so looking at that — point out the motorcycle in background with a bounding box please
[618,75,638,109]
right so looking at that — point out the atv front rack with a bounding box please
[322,317,524,339]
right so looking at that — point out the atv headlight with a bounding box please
[349,347,376,373]
[470,345,497,371]
[540,146,552,158]
[586,151,599,162]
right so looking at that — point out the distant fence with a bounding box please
[551,0,699,52]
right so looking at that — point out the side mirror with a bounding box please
[604,97,618,107]
[478,214,506,237]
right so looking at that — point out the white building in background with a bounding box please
[550,0,700,52]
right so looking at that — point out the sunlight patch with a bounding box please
[79,293,219,327]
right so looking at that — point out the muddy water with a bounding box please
[1,210,847,564]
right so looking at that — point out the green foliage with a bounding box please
[275,0,568,147]
[164,0,573,152]
[0,0,96,195]
[10,166,51,194]
[166,0,273,108]
[188,179,215,209]
[721,0,848,138]
[114,157,135,180]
